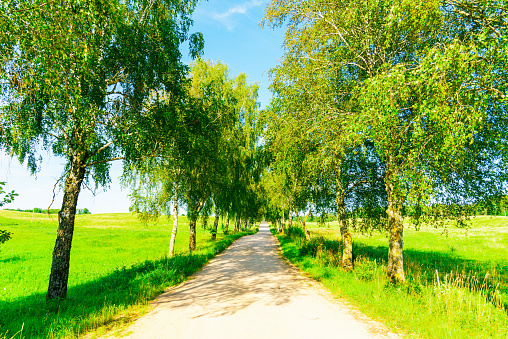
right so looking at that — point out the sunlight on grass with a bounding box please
[0,210,254,338]
[275,217,508,339]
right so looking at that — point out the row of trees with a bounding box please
[124,59,264,255]
[2,0,506,302]
[261,0,508,282]
[0,0,264,301]
[0,0,256,299]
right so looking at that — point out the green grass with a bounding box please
[275,217,508,339]
[0,210,255,338]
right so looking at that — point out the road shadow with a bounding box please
[0,233,248,338]
[152,225,307,318]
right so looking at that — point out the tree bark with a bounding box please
[386,160,405,283]
[46,154,86,300]
[168,183,178,257]
[335,166,353,271]
[187,198,203,253]
[211,213,219,240]
[302,221,310,240]
[288,209,293,229]
[234,215,237,232]
[299,210,311,241]
[225,212,229,233]
[281,210,285,234]
[189,217,197,252]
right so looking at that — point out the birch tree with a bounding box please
[0,0,202,299]
[126,59,261,250]
[264,0,508,282]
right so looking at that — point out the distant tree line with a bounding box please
[5,208,91,215]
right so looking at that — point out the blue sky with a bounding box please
[0,0,285,214]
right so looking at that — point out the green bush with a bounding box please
[353,258,376,281]
[0,229,11,245]
[287,226,306,239]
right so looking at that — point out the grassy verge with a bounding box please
[273,218,508,339]
[0,211,255,338]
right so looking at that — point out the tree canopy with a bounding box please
[125,59,263,252]
[263,0,508,282]
[0,0,203,299]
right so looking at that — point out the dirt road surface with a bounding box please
[115,222,401,339]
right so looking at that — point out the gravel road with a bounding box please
[115,222,401,339]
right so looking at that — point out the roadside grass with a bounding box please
[0,210,254,338]
[274,216,508,339]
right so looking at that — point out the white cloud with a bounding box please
[213,0,265,30]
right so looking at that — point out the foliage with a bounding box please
[0,181,16,248]
[0,229,10,245]
[0,0,204,299]
[0,182,16,207]
[263,0,508,281]
[0,0,202,180]
[125,59,263,245]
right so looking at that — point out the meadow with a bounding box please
[0,210,253,338]
[275,216,508,338]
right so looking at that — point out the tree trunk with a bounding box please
[189,218,197,252]
[211,213,219,240]
[300,210,311,241]
[281,210,285,234]
[168,184,178,258]
[46,154,86,300]
[289,209,293,229]
[302,220,310,240]
[386,162,405,283]
[187,198,203,253]
[335,166,353,271]
[225,213,229,233]
[337,194,353,271]
[234,215,237,232]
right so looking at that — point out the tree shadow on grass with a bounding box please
[352,242,508,310]
[0,254,24,264]
[0,234,248,338]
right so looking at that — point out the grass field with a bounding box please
[274,216,508,338]
[0,210,254,338]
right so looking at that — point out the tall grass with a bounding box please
[0,210,254,338]
[275,218,508,338]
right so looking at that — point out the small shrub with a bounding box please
[287,226,306,239]
[0,229,11,245]
[407,282,424,296]
[354,258,376,281]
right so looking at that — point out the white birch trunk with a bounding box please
[168,183,178,258]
